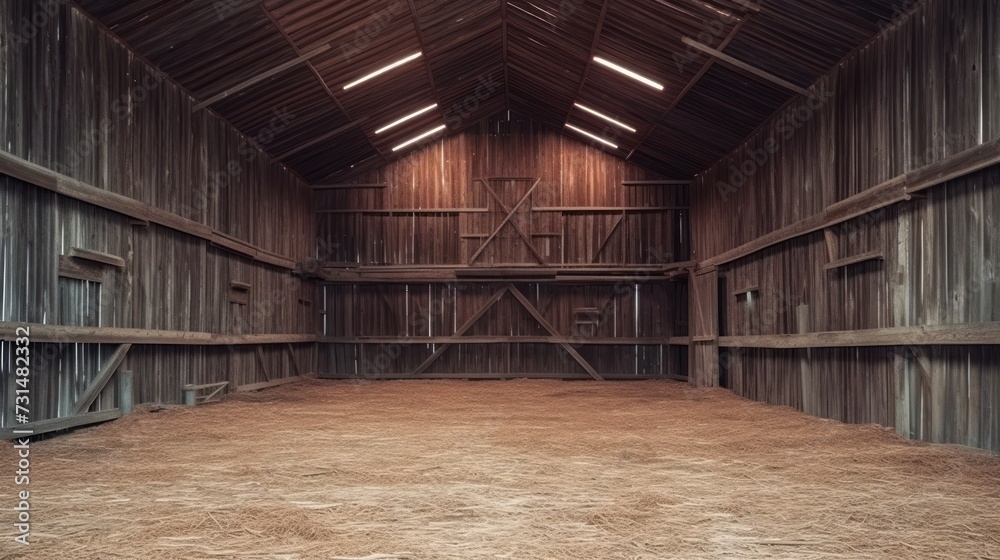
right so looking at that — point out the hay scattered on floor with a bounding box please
[1,379,999,559]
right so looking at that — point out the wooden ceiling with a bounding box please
[76,0,904,182]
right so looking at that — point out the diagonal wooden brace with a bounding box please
[505,284,604,381]
[477,179,545,264]
[469,178,542,265]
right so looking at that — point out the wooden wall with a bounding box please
[691,0,1000,452]
[0,1,317,426]
[316,113,691,378]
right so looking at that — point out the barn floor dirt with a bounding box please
[1,379,999,559]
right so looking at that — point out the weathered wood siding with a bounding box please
[0,1,317,425]
[317,113,690,378]
[692,0,1000,452]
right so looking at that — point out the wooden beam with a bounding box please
[69,247,125,269]
[506,285,604,381]
[193,44,332,111]
[410,286,510,376]
[237,374,312,393]
[274,118,368,161]
[592,213,624,263]
[317,208,489,214]
[321,336,681,345]
[255,346,271,382]
[534,206,687,212]
[622,180,694,186]
[0,149,299,270]
[627,14,753,161]
[72,344,132,415]
[0,409,122,440]
[823,251,885,271]
[0,323,316,345]
[468,178,541,264]
[320,372,667,381]
[562,0,612,125]
[310,183,386,190]
[698,136,1000,268]
[681,37,813,98]
[405,0,446,120]
[719,322,1000,349]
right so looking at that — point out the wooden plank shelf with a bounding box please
[823,251,885,271]
[69,247,125,268]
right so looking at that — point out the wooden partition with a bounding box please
[313,114,692,380]
[691,0,1000,453]
[0,2,316,433]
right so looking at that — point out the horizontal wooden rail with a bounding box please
[0,149,299,270]
[699,136,1000,268]
[533,206,688,212]
[318,372,675,381]
[719,322,1000,349]
[0,409,121,440]
[0,323,317,345]
[300,262,696,283]
[320,336,691,346]
[317,208,489,214]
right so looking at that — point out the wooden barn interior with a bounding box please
[1,0,999,557]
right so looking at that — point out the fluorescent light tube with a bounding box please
[573,103,637,133]
[392,124,447,151]
[592,56,664,91]
[343,52,423,90]
[375,103,438,134]
[565,123,618,149]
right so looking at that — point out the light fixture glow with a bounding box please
[392,124,447,151]
[592,56,664,91]
[375,103,438,134]
[343,52,423,90]
[564,123,618,149]
[573,103,637,133]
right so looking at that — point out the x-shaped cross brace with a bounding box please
[468,178,545,265]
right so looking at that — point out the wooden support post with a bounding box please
[689,267,720,387]
[255,346,271,382]
[797,305,814,416]
[193,44,332,111]
[72,344,132,415]
[286,343,301,377]
[119,369,134,414]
